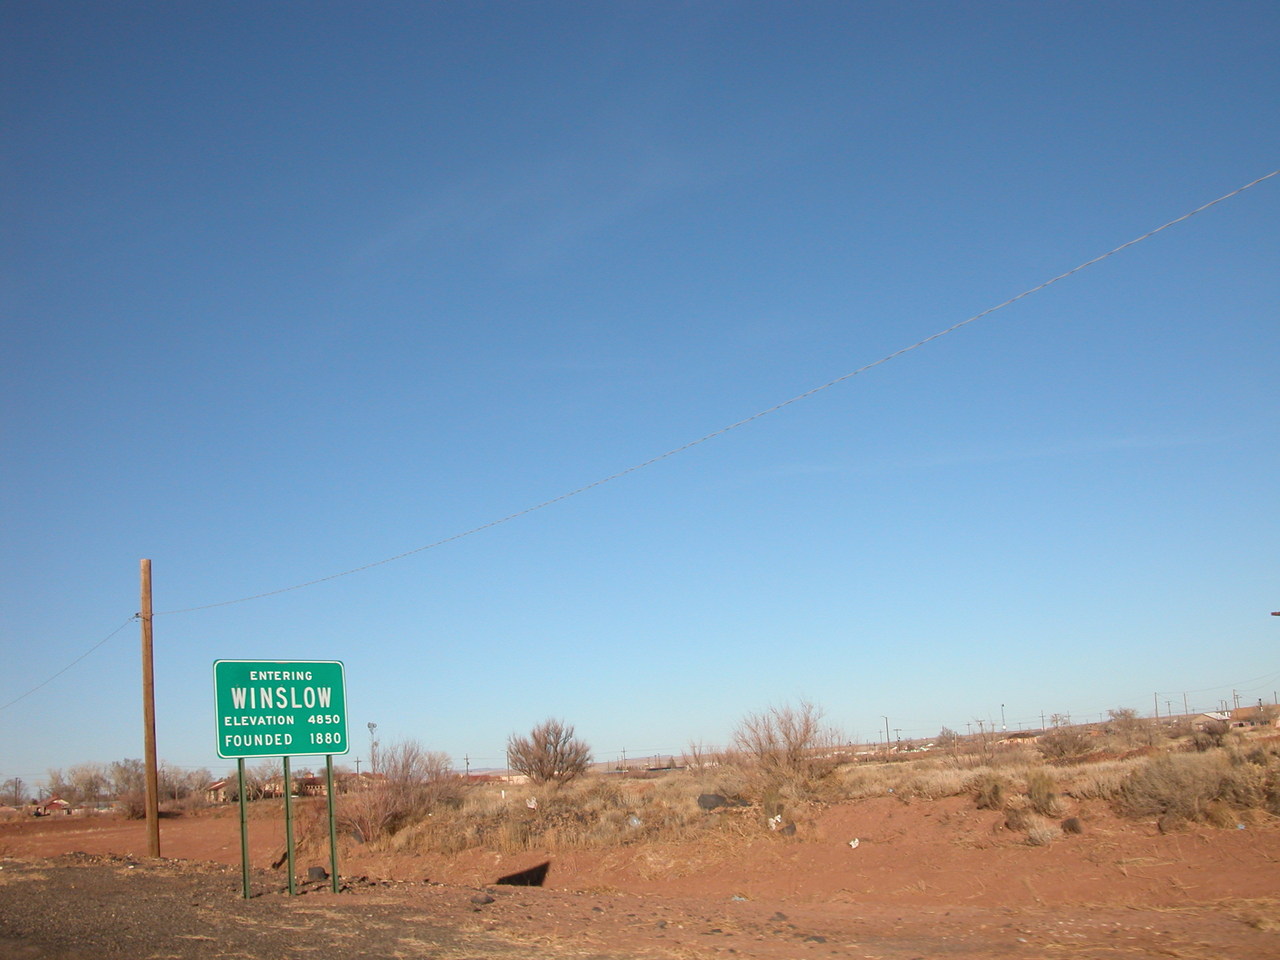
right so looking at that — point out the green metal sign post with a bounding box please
[214,660,349,897]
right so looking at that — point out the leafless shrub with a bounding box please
[682,740,714,771]
[339,739,457,843]
[1038,723,1095,763]
[731,701,839,798]
[507,719,592,785]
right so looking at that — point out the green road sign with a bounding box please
[213,660,349,758]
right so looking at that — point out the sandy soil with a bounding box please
[2,796,1279,958]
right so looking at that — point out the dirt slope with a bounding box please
[2,798,1279,959]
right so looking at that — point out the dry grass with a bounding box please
[332,727,1280,859]
[1024,770,1065,817]
[1025,815,1063,846]
[1221,898,1280,932]
[377,773,746,856]
[1114,750,1271,829]
[1061,760,1130,801]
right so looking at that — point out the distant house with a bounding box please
[295,776,326,797]
[1194,712,1232,731]
[206,780,230,804]
[1230,705,1277,728]
[39,797,71,815]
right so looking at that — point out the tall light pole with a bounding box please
[882,716,890,752]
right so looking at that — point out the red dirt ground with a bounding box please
[3,796,1280,958]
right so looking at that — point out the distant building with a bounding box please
[1230,705,1277,728]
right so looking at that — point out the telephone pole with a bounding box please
[140,559,160,858]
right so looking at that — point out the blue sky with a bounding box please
[3,2,1278,788]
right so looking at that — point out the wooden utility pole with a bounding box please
[140,559,160,857]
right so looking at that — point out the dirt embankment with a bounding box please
[2,799,1279,959]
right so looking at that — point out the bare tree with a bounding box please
[68,763,108,808]
[110,758,147,818]
[507,719,592,785]
[45,768,73,802]
[158,764,213,804]
[3,777,26,806]
[238,760,283,800]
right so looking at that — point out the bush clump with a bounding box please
[731,701,840,800]
[970,773,1009,810]
[1025,770,1063,817]
[1115,752,1265,829]
[1038,726,1095,763]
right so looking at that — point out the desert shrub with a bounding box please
[507,719,592,785]
[388,771,733,856]
[1026,815,1062,846]
[970,773,1008,810]
[1104,707,1152,749]
[1061,761,1130,801]
[1191,721,1232,752]
[1245,744,1278,766]
[115,791,148,820]
[1003,804,1034,831]
[1061,816,1084,835]
[830,763,897,800]
[731,701,839,798]
[1038,726,1095,763]
[1025,770,1064,817]
[338,739,458,843]
[896,765,968,801]
[830,759,973,803]
[1115,752,1266,828]
[1264,766,1280,817]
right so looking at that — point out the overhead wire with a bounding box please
[154,168,1280,616]
[0,617,137,712]
[2,169,1277,714]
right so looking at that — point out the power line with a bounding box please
[3,169,1276,711]
[0,617,136,713]
[154,168,1279,616]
